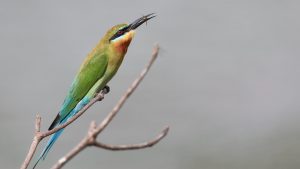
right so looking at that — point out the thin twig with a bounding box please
[20,89,107,169]
[21,116,42,169]
[52,45,169,169]
[21,45,168,169]
[41,91,106,137]
[93,127,169,151]
[93,44,160,136]
[35,115,41,133]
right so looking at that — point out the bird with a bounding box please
[33,13,156,168]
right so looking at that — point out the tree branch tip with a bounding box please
[35,114,41,118]
[89,121,97,131]
[154,126,169,142]
[161,126,170,135]
[153,45,160,54]
[35,114,42,132]
[35,114,41,124]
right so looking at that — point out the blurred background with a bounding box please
[1,0,300,169]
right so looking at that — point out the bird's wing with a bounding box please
[48,51,108,130]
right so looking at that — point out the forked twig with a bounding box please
[20,45,169,169]
[20,91,107,169]
[52,44,168,169]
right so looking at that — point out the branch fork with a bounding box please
[20,45,169,169]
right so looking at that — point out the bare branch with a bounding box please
[21,45,168,169]
[51,137,89,169]
[20,90,108,169]
[41,91,106,137]
[52,45,169,169]
[93,44,160,136]
[93,126,169,151]
[35,115,41,133]
[21,115,43,169]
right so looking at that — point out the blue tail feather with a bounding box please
[32,129,64,168]
[32,97,90,168]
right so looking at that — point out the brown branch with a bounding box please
[35,115,41,133]
[21,45,168,169]
[93,44,160,136]
[92,127,169,151]
[21,115,42,169]
[41,91,106,137]
[52,44,169,169]
[20,85,108,169]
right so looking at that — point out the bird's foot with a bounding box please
[102,85,110,94]
[94,85,110,99]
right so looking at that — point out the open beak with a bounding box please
[128,13,156,30]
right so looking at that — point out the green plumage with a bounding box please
[33,13,155,169]
[50,24,129,129]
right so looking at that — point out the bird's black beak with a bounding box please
[128,13,156,30]
[109,14,155,42]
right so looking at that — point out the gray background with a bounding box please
[1,0,300,169]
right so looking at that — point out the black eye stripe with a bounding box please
[109,26,130,41]
[120,26,128,32]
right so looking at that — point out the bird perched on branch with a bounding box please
[33,13,155,168]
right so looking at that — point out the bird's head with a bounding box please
[103,13,155,53]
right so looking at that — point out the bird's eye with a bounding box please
[109,29,127,42]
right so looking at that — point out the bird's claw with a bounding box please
[102,85,110,94]
[94,85,110,99]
